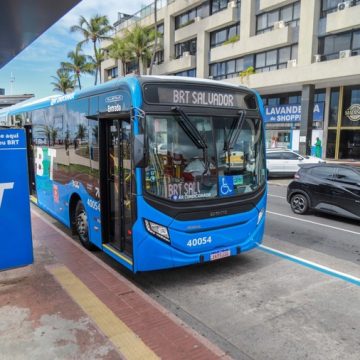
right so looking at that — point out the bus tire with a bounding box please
[75,201,97,251]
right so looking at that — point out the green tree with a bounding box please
[90,48,106,85]
[51,68,76,94]
[108,37,131,76]
[61,46,94,90]
[149,0,158,75]
[124,24,154,75]
[70,15,113,83]
[76,123,87,142]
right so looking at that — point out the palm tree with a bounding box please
[76,123,87,142]
[61,46,94,90]
[51,68,76,94]
[70,15,113,83]
[149,0,158,75]
[125,25,154,75]
[108,37,131,76]
[90,48,106,85]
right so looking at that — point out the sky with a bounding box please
[0,0,153,99]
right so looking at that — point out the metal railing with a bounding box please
[114,0,175,32]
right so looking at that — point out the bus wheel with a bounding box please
[75,201,96,251]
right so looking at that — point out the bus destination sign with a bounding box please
[144,84,248,108]
[160,88,236,107]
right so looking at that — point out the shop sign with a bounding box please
[345,104,360,122]
[264,103,324,123]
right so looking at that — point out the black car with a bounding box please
[287,164,360,220]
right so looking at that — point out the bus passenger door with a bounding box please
[102,118,133,259]
[25,125,36,197]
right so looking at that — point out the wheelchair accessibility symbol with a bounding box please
[219,176,233,196]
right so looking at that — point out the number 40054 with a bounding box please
[187,236,212,247]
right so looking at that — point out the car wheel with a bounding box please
[290,193,309,214]
[75,201,97,251]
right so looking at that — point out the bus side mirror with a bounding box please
[133,134,146,168]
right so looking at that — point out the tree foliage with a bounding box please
[51,68,76,94]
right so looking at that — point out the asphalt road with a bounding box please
[36,183,360,360]
[131,183,360,360]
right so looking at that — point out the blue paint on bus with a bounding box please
[3,76,267,272]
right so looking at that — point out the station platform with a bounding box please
[0,209,229,360]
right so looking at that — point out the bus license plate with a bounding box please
[210,250,231,261]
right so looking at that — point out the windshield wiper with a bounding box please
[223,110,245,170]
[224,110,245,152]
[171,106,210,176]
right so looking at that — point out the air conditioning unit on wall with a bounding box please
[339,49,352,58]
[338,1,352,11]
[314,54,322,63]
[287,59,297,68]
[273,20,286,30]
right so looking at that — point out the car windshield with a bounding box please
[145,114,266,201]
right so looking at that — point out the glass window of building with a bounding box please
[320,0,360,17]
[209,56,245,79]
[152,50,164,65]
[329,87,340,127]
[256,1,300,34]
[255,45,297,72]
[174,68,196,77]
[210,23,240,48]
[175,38,197,59]
[157,23,164,35]
[319,30,360,60]
[107,67,118,79]
[175,3,209,29]
[211,0,235,14]
[342,85,360,127]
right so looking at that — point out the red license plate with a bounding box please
[210,250,231,261]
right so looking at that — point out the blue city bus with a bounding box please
[2,76,267,272]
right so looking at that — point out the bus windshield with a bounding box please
[145,114,266,201]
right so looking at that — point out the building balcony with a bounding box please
[221,55,360,93]
[326,3,360,33]
[175,2,238,43]
[151,52,196,75]
[210,25,293,63]
[258,0,294,12]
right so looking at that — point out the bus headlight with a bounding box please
[144,219,170,242]
[257,208,265,225]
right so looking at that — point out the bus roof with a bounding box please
[3,75,254,116]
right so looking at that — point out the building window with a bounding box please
[255,45,298,73]
[175,38,197,59]
[154,50,164,65]
[174,68,196,77]
[126,59,138,74]
[342,85,360,127]
[209,57,245,79]
[320,0,360,17]
[107,67,118,79]
[262,92,301,106]
[256,1,300,34]
[210,0,240,15]
[210,23,240,48]
[318,29,360,60]
[157,23,164,35]
[175,3,208,29]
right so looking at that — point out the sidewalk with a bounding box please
[0,209,230,360]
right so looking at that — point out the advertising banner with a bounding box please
[264,102,324,123]
[0,128,33,270]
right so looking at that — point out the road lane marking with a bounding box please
[268,194,286,199]
[258,244,360,287]
[267,210,360,236]
[49,265,159,360]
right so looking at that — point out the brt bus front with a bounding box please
[131,82,267,271]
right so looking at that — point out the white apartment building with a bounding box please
[101,0,360,160]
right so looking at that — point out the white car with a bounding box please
[266,148,325,177]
